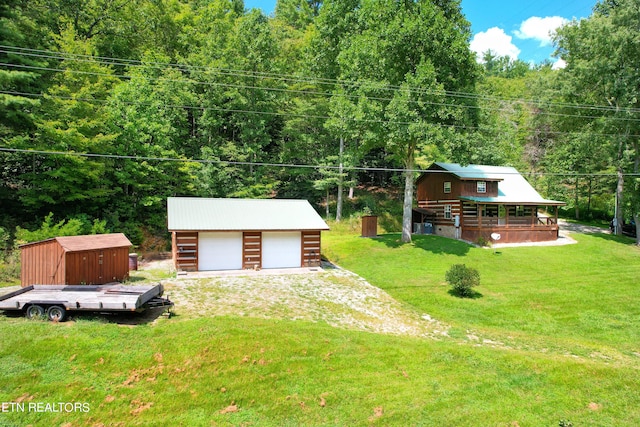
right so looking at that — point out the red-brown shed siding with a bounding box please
[63,247,130,285]
[20,234,131,287]
[20,239,66,286]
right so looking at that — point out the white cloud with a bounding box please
[470,27,521,62]
[514,16,568,46]
[552,58,567,70]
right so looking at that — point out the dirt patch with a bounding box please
[160,265,448,339]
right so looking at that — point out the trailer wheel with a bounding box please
[47,306,66,322]
[25,305,45,320]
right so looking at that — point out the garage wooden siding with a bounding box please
[302,231,321,267]
[173,231,198,271]
[243,232,262,269]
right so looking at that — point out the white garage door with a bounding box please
[198,232,243,271]
[262,232,301,269]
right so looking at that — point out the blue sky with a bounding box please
[244,0,597,67]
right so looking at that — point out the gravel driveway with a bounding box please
[161,263,449,339]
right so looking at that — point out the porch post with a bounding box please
[478,204,483,228]
[531,206,536,226]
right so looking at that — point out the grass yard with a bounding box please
[0,225,639,426]
[323,230,640,360]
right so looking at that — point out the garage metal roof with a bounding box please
[167,198,330,231]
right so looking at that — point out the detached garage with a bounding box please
[167,198,330,272]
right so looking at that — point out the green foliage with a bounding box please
[445,263,481,297]
[0,226,8,250]
[0,248,19,285]
[14,213,110,245]
[0,0,636,249]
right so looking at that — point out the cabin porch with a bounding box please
[460,202,560,244]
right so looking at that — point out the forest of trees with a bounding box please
[1,0,640,248]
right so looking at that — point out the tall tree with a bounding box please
[14,28,119,219]
[0,0,53,227]
[321,0,478,242]
[555,0,640,242]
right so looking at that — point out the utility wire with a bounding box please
[0,147,635,177]
[3,45,640,116]
[4,89,639,139]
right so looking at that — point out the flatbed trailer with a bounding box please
[0,283,173,321]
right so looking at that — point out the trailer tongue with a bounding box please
[0,283,173,321]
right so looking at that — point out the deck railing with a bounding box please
[463,216,557,228]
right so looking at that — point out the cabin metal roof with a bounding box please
[432,162,565,206]
[167,197,330,231]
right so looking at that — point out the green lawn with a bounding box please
[324,231,640,358]
[1,228,639,426]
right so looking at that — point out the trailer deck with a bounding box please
[0,283,172,321]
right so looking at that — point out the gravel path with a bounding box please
[161,264,449,339]
[558,219,610,235]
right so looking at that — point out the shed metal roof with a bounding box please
[431,162,565,206]
[167,198,330,231]
[20,233,132,251]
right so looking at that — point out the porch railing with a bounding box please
[463,216,557,228]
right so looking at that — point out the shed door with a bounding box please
[262,232,301,269]
[198,232,243,271]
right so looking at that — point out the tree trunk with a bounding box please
[614,168,624,235]
[587,176,593,218]
[574,175,580,220]
[336,136,344,222]
[401,147,415,243]
[634,141,640,245]
[326,188,330,218]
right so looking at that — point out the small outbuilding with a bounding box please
[167,197,330,272]
[20,233,132,287]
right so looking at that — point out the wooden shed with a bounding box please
[20,233,132,287]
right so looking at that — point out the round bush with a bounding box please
[445,264,480,297]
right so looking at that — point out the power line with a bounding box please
[3,44,640,117]
[3,88,639,139]
[0,147,636,177]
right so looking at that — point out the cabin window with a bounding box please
[444,181,451,193]
[477,181,487,193]
[444,205,452,219]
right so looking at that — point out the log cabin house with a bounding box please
[414,162,565,244]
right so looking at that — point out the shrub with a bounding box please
[445,264,480,298]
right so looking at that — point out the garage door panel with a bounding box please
[199,232,243,270]
[262,232,301,269]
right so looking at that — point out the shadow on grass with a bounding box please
[0,307,173,325]
[373,233,471,256]
[586,232,638,245]
[447,289,483,299]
